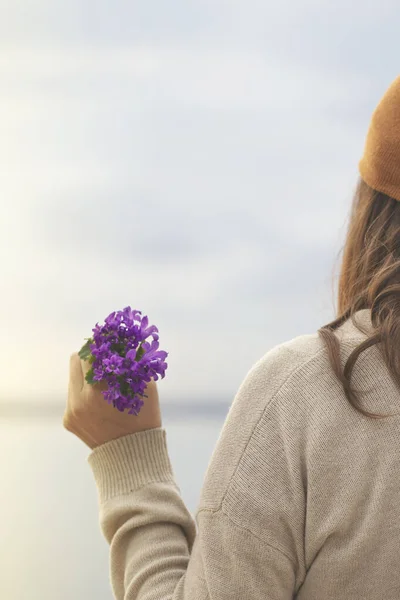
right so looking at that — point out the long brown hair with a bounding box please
[318,177,400,419]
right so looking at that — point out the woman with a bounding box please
[64,76,400,599]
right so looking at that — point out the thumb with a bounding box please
[69,352,84,392]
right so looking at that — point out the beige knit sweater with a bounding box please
[88,309,400,599]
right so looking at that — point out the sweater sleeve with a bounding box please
[88,427,297,600]
[88,340,313,599]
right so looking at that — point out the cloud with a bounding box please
[1,2,396,403]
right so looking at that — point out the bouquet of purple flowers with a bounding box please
[78,306,168,415]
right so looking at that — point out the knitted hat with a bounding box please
[359,76,400,202]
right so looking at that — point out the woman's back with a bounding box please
[298,310,400,597]
[196,308,400,599]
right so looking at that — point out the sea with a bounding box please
[0,403,229,600]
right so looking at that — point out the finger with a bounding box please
[69,352,84,392]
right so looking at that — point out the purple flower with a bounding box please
[103,353,125,374]
[78,306,168,415]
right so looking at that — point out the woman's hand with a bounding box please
[63,352,162,449]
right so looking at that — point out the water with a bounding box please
[0,415,225,600]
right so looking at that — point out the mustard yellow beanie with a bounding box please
[359,76,400,202]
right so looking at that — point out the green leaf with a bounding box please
[120,380,130,397]
[113,343,126,356]
[78,338,93,361]
[85,367,96,385]
[136,344,145,361]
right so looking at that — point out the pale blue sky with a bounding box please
[1,0,399,405]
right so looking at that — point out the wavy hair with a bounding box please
[318,177,400,419]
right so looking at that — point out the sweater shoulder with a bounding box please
[198,331,328,558]
[247,331,327,398]
[198,330,327,513]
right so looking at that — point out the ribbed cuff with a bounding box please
[87,428,176,503]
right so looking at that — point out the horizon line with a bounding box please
[0,399,231,420]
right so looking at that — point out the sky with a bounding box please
[1,0,399,407]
